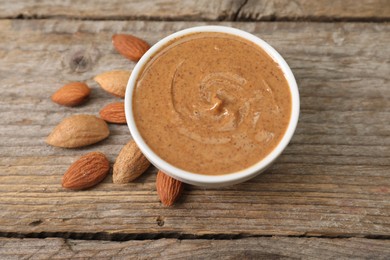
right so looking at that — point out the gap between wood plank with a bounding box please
[1,231,390,242]
[1,16,390,23]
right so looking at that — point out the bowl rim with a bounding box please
[125,25,300,186]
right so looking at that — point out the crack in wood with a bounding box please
[28,220,43,227]
[233,0,248,21]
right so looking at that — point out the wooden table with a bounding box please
[1,1,389,259]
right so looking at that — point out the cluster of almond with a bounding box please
[46,34,183,206]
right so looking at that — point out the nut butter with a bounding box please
[133,32,292,175]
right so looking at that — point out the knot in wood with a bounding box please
[63,47,100,73]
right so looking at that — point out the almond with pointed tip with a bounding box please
[62,152,110,190]
[156,170,184,206]
[51,82,91,106]
[113,140,150,183]
[94,70,131,98]
[100,102,126,124]
[112,34,150,61]
[46,114,110,148]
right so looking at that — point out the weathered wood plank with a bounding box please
[238,0,390,21]
[0,0,244,20]
[0,0,389,21]
[0,20,389,238]
[1,237,390,259]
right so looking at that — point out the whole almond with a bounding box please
[112,34,150,61]
[113,140,150,183]
[46,114,110,148]
[156,170,184,206]
[62,152,110,190]
[100,102,126,124]
[94,70,131,98]
[51,82,91,107]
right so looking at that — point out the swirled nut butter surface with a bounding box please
[133,32,292,175]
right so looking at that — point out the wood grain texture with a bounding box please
[0,20,389,238]
[0,0,244,21]
[0,0,389,21]
[1,237,390,259]
[238,0,390,21]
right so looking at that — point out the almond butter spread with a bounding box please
[133,32,292,175]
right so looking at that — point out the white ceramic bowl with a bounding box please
[125,26,300,187]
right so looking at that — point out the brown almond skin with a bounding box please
[100,102,126,124]
[113,140,151,183]
[46,115,110,148]
[156,170,184,206]
[112,34,150,61]
[51,82,91,106]
[62,152,110,190]
[94,70,131,98]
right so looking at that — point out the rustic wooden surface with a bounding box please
[0,0,389,259]
[1,0,389,21]
[2,237,390,259]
